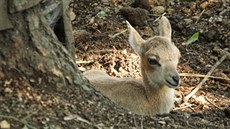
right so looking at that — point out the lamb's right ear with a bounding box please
[158,16,172,41]
[126,21,145,55]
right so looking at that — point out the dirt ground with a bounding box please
[0,0,229,129]
[74,0,230,128]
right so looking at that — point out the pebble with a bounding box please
[192,16,199,20]
[184,18,193,25]
[200,1,209,9]
[73,30,90,42]
[4,87,13,93]
[203,10,212,17]
[120,7,148,26]
[131,0,158,10]
[151,6,165,15]
[190,2,196,10]
[101,0,109,5]
[0,120,10,129]
[206,29,217,41]
[158,120,166,125]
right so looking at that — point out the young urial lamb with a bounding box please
[83,16,181,115]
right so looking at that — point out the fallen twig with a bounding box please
[195,10,205,24]
[133,115,138,129]
[64,114,91,124]
[0,115,37,129]
[109,29,127,39]
[75,60,94,64]
[140,115,144,129]
[147,12,167,22]
[153,12,166,23]
[64,114,101,129]
[213,47,230,59]
[88,49,114,53]
[179,73,230,81]
[173,103,194,111]
[205,96,223,111]
[184,54,227,101]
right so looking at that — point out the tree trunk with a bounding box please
[0,0,87,89]
[0,0,130,128]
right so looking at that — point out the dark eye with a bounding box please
[148,58,160,66]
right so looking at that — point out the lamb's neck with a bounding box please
[141,67,173,98]
[141,68,157,92]
[141,68,175,114]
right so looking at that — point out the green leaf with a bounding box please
[97,11,106,17]
[185,32,199,45]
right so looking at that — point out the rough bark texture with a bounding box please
[0,0,92,92]
[0,2,131,128]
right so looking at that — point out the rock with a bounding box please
[184,18,193,25]
[195,96,207,105]
[110,0,123,5]
[101,0,109,5]
[158,120,166,125]
[206,29,217,41]
[151,6,165,15]
[119,7,148,26]
[131,0,157,10]
[189,2,196,10]
[176,22,185,30]
[200,1,209,9]
[73,30,90,42]
[203,10,212,18]
[192,16,199,21]
[4,87,13,93]
[0,120,10,129]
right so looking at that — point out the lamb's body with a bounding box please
[84,16,181,115]
[84,70,175,115]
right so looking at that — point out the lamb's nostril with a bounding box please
[172,75,180,84]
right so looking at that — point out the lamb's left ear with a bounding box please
[126,21,145,55]
[158,16,172,42]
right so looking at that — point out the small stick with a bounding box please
[140,115,144,129]
[133,115,138,129]
[213,47,230,59]
[110,29,127,39]
[184,54,227,101]
[195,10,205,24]
[75,60,94,64]
[205,96,223,111]
[173,104,194,111]
[152,12,166,23]
[64,114,101,128]
[88,49,114,53]
[64,114,91,124]
[179,73,230,81]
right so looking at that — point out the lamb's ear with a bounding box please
[158,16,172,41]
[126,21,145,55]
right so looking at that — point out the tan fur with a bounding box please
[83,16,181,115]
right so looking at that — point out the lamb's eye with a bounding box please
[148,58,160,66]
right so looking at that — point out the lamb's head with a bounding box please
[126,16,181,88]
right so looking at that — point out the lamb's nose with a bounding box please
[172,75,180,86]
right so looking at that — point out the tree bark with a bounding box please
[0,0,96,91]
[0,1,131,128]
